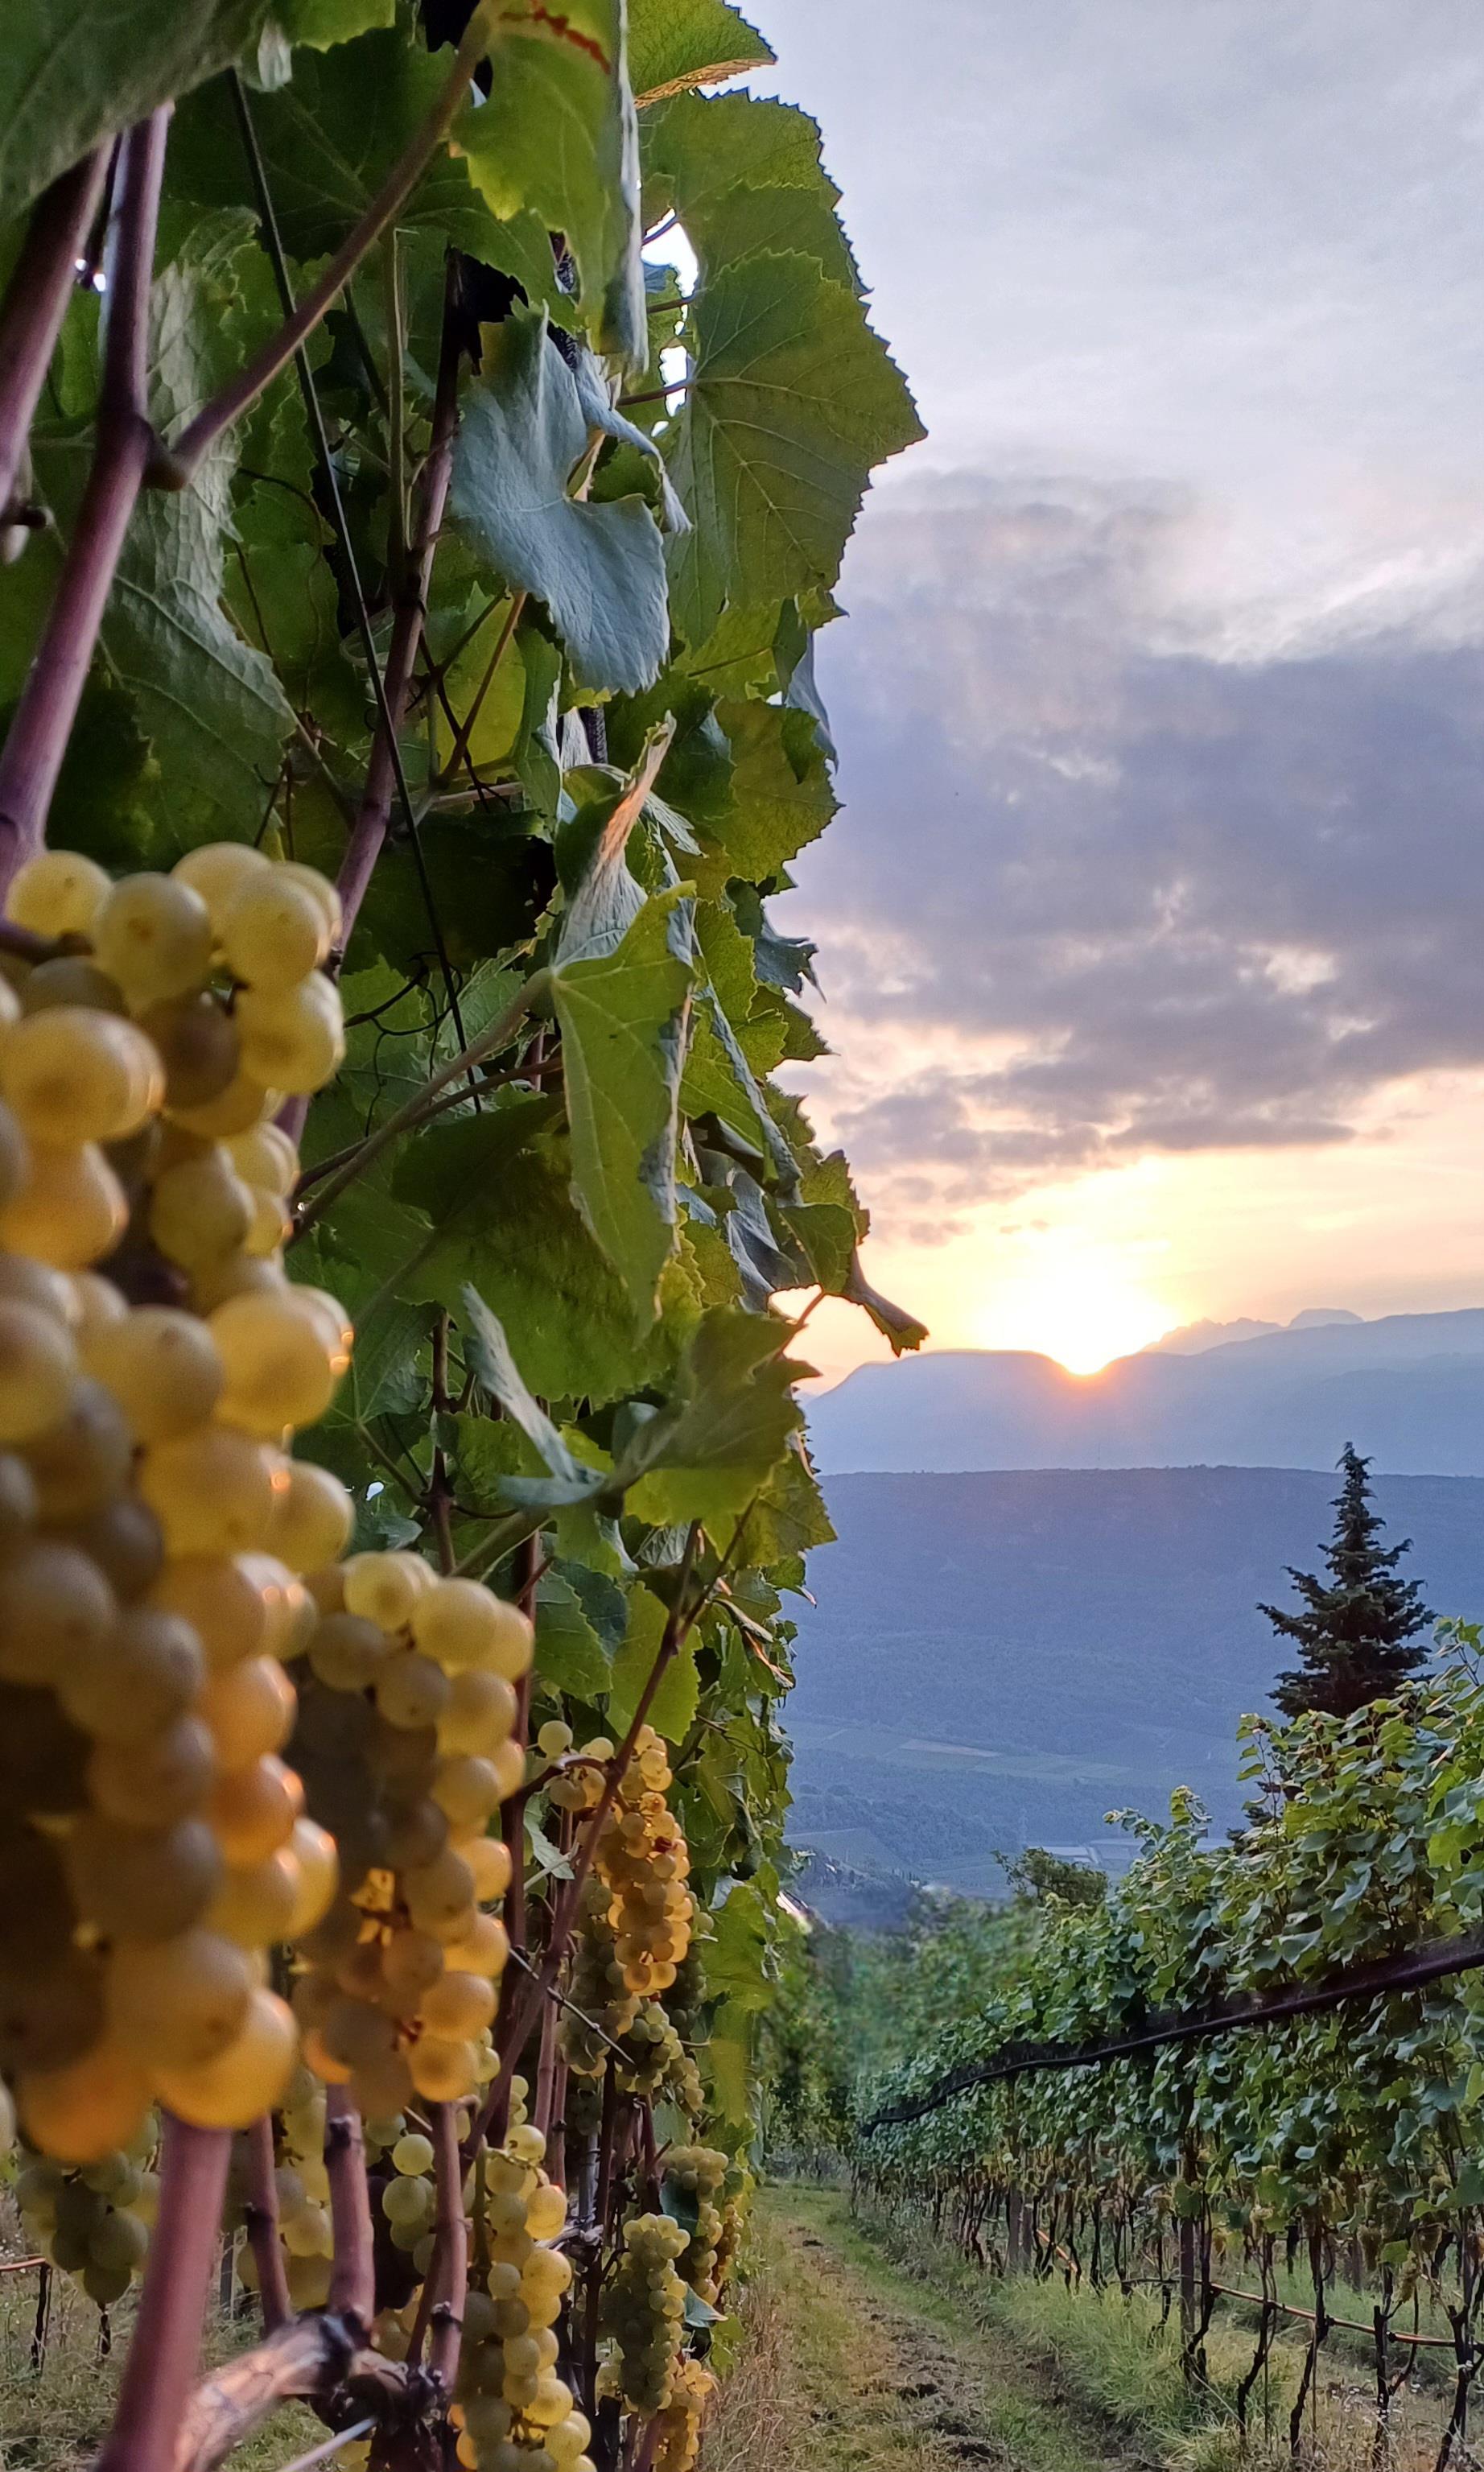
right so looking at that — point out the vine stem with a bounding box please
[405,2099,466,2381]
[334,299,461,947]
[243,2114,294,2334]
[229,76,470,1100]
[151,7,497,488]
[0,110,170,888]
[95,2115,231,2472]
[324,2086,376,2325]
[0,146,110,519]
[427,2102,468,2390]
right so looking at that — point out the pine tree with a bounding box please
[1264,1445,1434,1719]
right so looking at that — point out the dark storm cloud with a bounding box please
[787,476,1484,1204]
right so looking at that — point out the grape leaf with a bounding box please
[457,1286,594,1492]
[666,250,924,643]
[642,92,859,288]
[268,0,394,45]
[706,700,835,886]
[606,1587,699,1744]
[553,889,695,1321]
[455,0,645,364]
[169,27,530,270]
[622,1306,806,1523]
[0,0,265,224]
[449,308,670,696]
[108,225,295,838]
[629,0,773,105]
[535,1571,612,1699]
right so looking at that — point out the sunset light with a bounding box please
[974,1244,1173,1375]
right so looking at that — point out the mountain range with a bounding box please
[805,1307,1484,1477]
[787,1465,1484,1903]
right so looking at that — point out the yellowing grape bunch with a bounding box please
[593,1728,693,1999]
[0,846,352,2162]
[651,2356,715,2472]
[600,2211,688,2414]
[447,2124,594,2472]
[290,1554,531,2115]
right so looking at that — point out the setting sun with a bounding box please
[974,1244,1173,1374]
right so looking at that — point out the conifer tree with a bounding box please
[1264,1444,1434,1718]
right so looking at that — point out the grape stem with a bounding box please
[149,9,499,489]
[0,145,111,521]
[95,2113,231,2472]
[0,110,170,886]
[243,2113,294,2334]
[324,2086,376,2327]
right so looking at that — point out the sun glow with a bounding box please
[975,1246,1173,1376]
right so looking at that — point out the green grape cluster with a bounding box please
[559,1878,640,2076]
[231,2063,336,2313]
[14,2117,159,2306]
[0,848,356,2166]
[663,2149,728,2305]
[415,2125,592,2472]
[287,1552,532,2115]
[600,2213,687,2412]
[613,2004,699,2118]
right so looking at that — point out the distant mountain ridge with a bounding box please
[806,1307,1484,1475]
[1145,1306,1362,1355]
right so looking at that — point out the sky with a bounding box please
[736,0,1484,1380]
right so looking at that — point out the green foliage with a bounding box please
[448,306,670,693]
[0,0,924,2176]
[1264,1444,1435,1719]
[665,249,923,644]
[0,1,263,223]
[859,1661,1484,2272]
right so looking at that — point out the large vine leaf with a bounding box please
[629,0,773,105]
[267,0,394,44]
[169,27,516,264]
[449,308,670,695]
[0,0,266,224]
[607,1587,699,1744]
[666,250,924,643]
[455,0,645,364]
[394,1108,683,1405]
[553,889,695,1323]
[641,92,859,288]
[622,1306,806,1524]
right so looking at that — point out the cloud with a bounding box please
[780,474,1484,1224]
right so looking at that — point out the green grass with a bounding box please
[0,2255,321,2472]
[845,2193,1462,2472]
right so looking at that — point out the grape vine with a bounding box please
[855,1665,1484,2464]
[0,5,924,2467]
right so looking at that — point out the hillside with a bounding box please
[805,1309,1484,1475]
[786,1465,1484,1896]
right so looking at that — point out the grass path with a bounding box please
[703,2185,1144,2472]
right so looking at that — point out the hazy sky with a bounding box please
[739,0,1484,1377]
